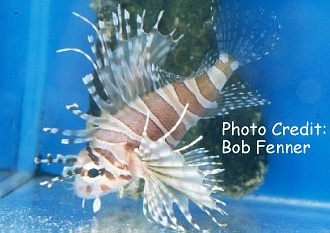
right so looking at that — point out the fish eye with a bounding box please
[87,168,100,178]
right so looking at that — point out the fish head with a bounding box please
[71,149,132,203]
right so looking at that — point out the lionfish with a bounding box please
[36,2,279,231]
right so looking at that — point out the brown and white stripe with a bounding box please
[90,53,238,151]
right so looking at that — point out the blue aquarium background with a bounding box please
[1,0,330,231]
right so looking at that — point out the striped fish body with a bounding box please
[37,3,279,231]
[105,54,238,149]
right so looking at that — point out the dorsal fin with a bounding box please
[59,5,183,115]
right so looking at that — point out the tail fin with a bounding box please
[213,0,280,66]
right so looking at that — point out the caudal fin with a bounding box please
[213,0,281,66]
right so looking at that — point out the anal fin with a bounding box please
[205,78,269,118]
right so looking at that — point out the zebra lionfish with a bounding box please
[36,2,279,231]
